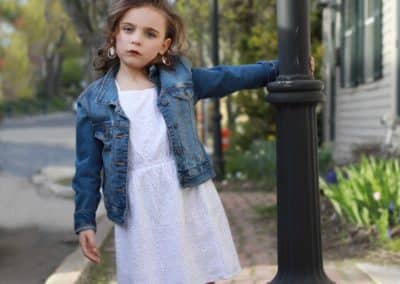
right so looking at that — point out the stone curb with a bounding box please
[44,213,114,284]
[31,166,75,199]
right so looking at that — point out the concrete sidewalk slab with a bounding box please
[0,170,75,230]
[356,262,400,284]
[0,170,81,283]
[44,214,113,284]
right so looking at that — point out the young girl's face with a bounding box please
[115,6,172,71]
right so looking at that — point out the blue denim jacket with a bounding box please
[72,55,279,234]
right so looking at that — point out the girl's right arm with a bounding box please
[72,95,103,236]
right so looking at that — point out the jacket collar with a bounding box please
[95,55,192,106]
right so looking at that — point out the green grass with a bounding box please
[77,231,116,284]
[383,238,400,252]
[251,204,277,219]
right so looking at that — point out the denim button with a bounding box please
[188,167,199,175]
[176,146,184,155]
[161,97,169,106]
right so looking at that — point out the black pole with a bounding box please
[211,0,224,179]
[266,1,335,283]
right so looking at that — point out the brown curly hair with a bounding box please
[94,0,189,74]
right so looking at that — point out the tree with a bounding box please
[175,0,211,66]
[2,32,34,100]
[61,0,113,84]
[0,0,79,100]
[1,1,33,100]
[19,0,71,98]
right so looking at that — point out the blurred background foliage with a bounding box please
[176,0,322,150]
[175,0,323,183]
[0,1,323,181]
[0,0,83,115]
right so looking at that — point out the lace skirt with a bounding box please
[114,157,242,284]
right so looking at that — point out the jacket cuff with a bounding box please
[74,211,97,235]
[257,59,280,83]
[267,59,280,82]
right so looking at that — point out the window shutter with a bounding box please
[341,0,358,87]
[340,4,345,88]
[373,0,383,80]
[363,0,376,82]
[356,0,365,84]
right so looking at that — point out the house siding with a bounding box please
[332,0,397,162]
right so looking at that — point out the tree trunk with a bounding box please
[61,0,113,85]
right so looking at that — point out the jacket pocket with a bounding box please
[168,85,194,102]
[170,91,191,101]
[93,121,112,151]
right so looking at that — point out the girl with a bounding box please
[72,0,314,283]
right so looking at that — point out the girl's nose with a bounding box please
[130,31,142,45]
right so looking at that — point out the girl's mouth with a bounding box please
[128,50,141,56]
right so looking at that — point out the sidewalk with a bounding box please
[0,170,78,284]
[54,187,400,284]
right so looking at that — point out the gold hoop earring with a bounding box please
[161,54,171,66]
[107,46,117,59]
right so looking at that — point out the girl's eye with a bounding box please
[123,27,133,32]
[146,32,156,38]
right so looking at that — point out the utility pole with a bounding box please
[266,1,335,283]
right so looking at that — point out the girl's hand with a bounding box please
[309,56,315,76]
[78,229,101,264]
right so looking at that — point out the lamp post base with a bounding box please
[269,272,335,284]
[266,80,335,284]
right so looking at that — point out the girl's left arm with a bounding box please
[191,59,279,103]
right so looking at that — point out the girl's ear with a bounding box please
[160,37,172,55]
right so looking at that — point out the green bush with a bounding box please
[318,143,334,174]
[61,57,83,98]
[224,139,335,191]
[225,139,276,188]
[319,155,400,241]
[0,96,70,118]
[62,57,83,86]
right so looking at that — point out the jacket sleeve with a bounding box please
[72,96,103,235]
[191,59,279,103]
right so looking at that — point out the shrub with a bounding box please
[318,143,334,175]
[224,139,276,189]
[224,139,335,191]
[0,96,70,118]
[319,155,400,241]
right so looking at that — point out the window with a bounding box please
[340,0,382,87]
[342,0,358,87]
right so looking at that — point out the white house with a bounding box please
[319,0,400,162]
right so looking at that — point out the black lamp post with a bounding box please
[211,0,224,179]
[266,0,335,283]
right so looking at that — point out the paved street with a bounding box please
[0,112,81,284]
[0,112,75,177]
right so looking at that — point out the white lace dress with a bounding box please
[114,81,242,284]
